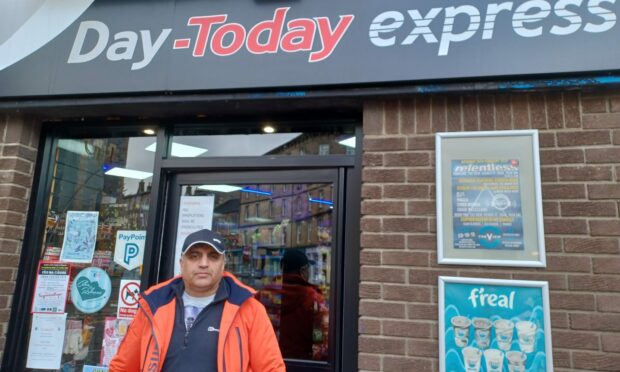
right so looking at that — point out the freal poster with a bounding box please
[113,230,146,270]
[439,277,552,372]
[116,279,141,319]
[451,160,523,250]
[60,211,99,263]
[173,195,214,275]
[31,262,70,313]
[70,267,112,314]
[26,313,68,369]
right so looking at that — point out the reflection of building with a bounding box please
[267,133,352,156]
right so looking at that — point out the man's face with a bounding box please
[180,244,225,297]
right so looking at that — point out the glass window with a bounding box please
[26,136,156,371]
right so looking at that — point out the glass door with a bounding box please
[163,169,340,371]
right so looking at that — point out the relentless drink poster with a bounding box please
[440,278,551,372]
[451,159,524,250]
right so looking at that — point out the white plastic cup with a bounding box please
[451,316,472,347]
[506,350,527,372]
[515,320,537,353]
[462,346,482,372]
[493,318,515,351]
[472,317,492,349]
[484,348,505,372]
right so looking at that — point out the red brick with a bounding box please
[593,257,620,274]
[551,311,569,328]
[589,184,620,199]
[360,283,382,299]
[409,268,458,286]
[597,295,620,313]
[563,92,581,128]
[541,166,558,182]
[590,219,620,236]
[550,292,595,311]
[360,300,406,318]
[513,273,568,290]
[512,94,529,129]
[407,304,437,320]
[0,198,28,212]
[540,149,584,165]
[569,275,620,292]
[384,152,430,167]
[558,130,611,146]
[583,112,620,129]
[406,169,434,183]
[552,330,600,350]
[382,252,429,267]
[415,96,431,134]
[384,285,431,302]
[362,201,405,215]
[406,235,436,250]
[384,185,428,199]
[383,218,428,233]
[545,237,562,252]
[385,101,400,134]
[553,350,571,368]
[544,218,588,234]
[586,148,620,163]
[358,353,381,371]
[364,136,406,151]
[530,93,547,129]
[360,250,381,265]
[359,318,381,335]
[0,185,27,199]
[407,201,435,216]
[547,93,564,129]
[0,158,32,174]
[407,135,434,150]
[383,320,432,338]
[363,153,383,167]
[361,217,382,232]
[582,97,608,113]
[544,201,559,216]
[560,201,616,217]
[359,336,406,355]
[431,96,447,132]
[602,333,620,352]
[362,185,382,199]
[2,144,37,161]
[463,95,479,131]
[571,313,620,331]
[0,239,19,254]
[364,101,385,135]
[615,129,620,144]
[495,94,512,130]
[361,233,405,249]
[564,237,619,254]
[0,211,26,226]
[542,184,586,199]
[559,165,612,181]
[539,131,556,147]
[363,169,406,183]
[572,351,620,371]
[361,267,406,283]
[407,339,438,357]
[0,225,25,240]
[383,356,432,371]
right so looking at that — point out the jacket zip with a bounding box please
[236,327,243,372]
[141,336,153,372]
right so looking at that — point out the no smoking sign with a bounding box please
[117,279,140,319]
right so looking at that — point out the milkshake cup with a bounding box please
[472,317,492,349]
[506,350,527,372]
[493,318,514,351]
[515,320,537,353]
[462,346,482,372]
[483,348,505,372]
[450,316,471,347]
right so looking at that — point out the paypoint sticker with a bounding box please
[113,230,146,270]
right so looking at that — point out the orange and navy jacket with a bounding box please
[109,272,285,372]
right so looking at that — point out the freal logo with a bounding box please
[114,230,146,270]
[0,0,93,71]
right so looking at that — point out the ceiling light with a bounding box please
[262,125,276,134]
[145,142,208,157]
[197,185,242,193]
[338,136,356,148]
[105,167,153,180]
[143,128,156,135]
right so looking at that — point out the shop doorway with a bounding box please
[162,169,342,371]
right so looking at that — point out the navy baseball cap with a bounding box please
[181,229,226,255]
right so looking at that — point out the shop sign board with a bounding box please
[116,279,141,319]
[435,130,545,267]
[0,0,619,97]
[113,230,146,271]
[439,276,553,372]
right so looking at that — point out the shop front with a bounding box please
[1,1,620,372]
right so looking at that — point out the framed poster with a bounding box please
[435,130,545,267]
[60,211,99,263]
[439,276,553,372]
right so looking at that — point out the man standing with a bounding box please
[110,228,285,372]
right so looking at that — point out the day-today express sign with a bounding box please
[0,0,618,97]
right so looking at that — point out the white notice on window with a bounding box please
[174,195,214,275]
[26,313,67,369]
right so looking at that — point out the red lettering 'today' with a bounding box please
[183,7,354,62]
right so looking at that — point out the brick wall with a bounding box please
[360,91,620,371]
[0,115,39,361]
